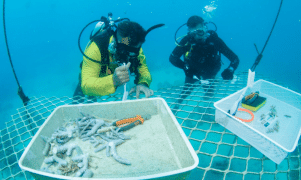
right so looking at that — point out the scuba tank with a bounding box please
[78,12,165,63]
[78,12,130,62]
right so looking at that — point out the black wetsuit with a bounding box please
[169,30,239,83]
[169,30,239,106]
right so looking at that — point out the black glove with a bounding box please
[221,67,234,80]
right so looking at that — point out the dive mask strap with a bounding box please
[114,18,130,23]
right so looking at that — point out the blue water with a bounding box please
[1,0,300,130]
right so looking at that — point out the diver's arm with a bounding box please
[169,37,189,69]
[81,42,116,96]
[169,51,185,69]
[135,48,152,87]
[215,37,239,70]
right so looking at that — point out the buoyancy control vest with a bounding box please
[184,30,221,69]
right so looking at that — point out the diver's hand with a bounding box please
[221,67,234,80]
[129,84,154,99]
[183,63,194,77]
[113,62,131,87]
[183,63,190,75]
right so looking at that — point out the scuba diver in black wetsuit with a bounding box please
[170,15,239,106]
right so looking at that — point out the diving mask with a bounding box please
[116,43,140,57]
[114,42,140,64]
[188,29,206,37]
[188,26,209,44]
[175,21,217,46]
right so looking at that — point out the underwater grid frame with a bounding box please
[0,71,300,180]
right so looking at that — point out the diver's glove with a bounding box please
[221,67,234,80]
[129,83,154,99]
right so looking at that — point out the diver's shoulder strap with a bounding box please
[92,31,114,66]
[80,32,113,77]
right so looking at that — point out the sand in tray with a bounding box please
[40,114,181,178]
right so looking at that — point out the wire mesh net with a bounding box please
[0,71,300,180]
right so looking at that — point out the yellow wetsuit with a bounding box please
[81,36,152,96]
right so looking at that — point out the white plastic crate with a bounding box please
[18,97,199,179]
[214,80,301,164]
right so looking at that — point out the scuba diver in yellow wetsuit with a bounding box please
[73,13,164,103]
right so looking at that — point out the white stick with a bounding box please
[229,87,248,115]
[122,63,129,101]
[229,69,255,115]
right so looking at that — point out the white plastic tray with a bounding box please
[19,97,199,179]
[214,80,301,164]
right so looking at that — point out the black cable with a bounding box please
[3,0,30,106]
[251,0,283,71]
[3,0,20,87]
[3,0,33,135]
[261,0,283,54]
